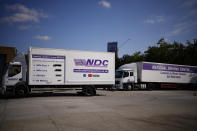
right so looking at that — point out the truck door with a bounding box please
[6,64,22,86]
[129,71,135,83]
[122,71,135,83]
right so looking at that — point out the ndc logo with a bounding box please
[74,59,108,67]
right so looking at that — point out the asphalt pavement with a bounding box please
[0,90,197,131]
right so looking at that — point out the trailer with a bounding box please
[2,47,115,96]
[115,62,197,90]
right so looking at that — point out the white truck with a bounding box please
[115,62,197,90]
[2,47,115,96]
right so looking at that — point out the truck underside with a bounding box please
[4,84,114,97]
[119,82,197,91]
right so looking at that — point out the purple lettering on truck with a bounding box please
[143,63,197,73]
[73,69,109,73]
[32,55,65,59]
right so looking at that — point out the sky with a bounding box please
[0,0,197,57]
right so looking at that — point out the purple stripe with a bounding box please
[73,69,108,73]
[32,55,65,59]
[143,63,197,73]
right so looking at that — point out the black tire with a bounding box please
[87,86,96,96]
[82,86,96,96]
[127,84,133,91]
[123,84,133,91]
[15,85,27,97]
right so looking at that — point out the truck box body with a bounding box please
[29,47,115,86]
[137,62,197,84]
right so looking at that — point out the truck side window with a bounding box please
[130,72,133,76]
[8,65,21,77]
[123,72,129,78]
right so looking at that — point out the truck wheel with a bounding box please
[81,86,96,96]
[15,85,27,97]
[127,84,132,91]
[123,84,133,91]
[87,86,96,96]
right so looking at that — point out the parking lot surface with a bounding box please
[0,90,197,131]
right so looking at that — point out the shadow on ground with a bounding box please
[0,92,106,99]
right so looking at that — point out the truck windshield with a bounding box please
[8,65,21,77]
[123,72,129,78]
[115,71,123,78]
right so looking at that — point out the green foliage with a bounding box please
[115,51,144,69]
[116,38,197,68]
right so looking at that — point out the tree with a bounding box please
[115,38,197,69]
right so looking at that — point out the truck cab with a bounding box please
[115,63,138,90]
[2,53,27,96]
[5,62,22,86]
[115,69,136,90]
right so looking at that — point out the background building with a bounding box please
[0,46,17,87]
[107,42,118,57]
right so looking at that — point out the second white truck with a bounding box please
[115,62,197,90]
[2,47,115,96]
